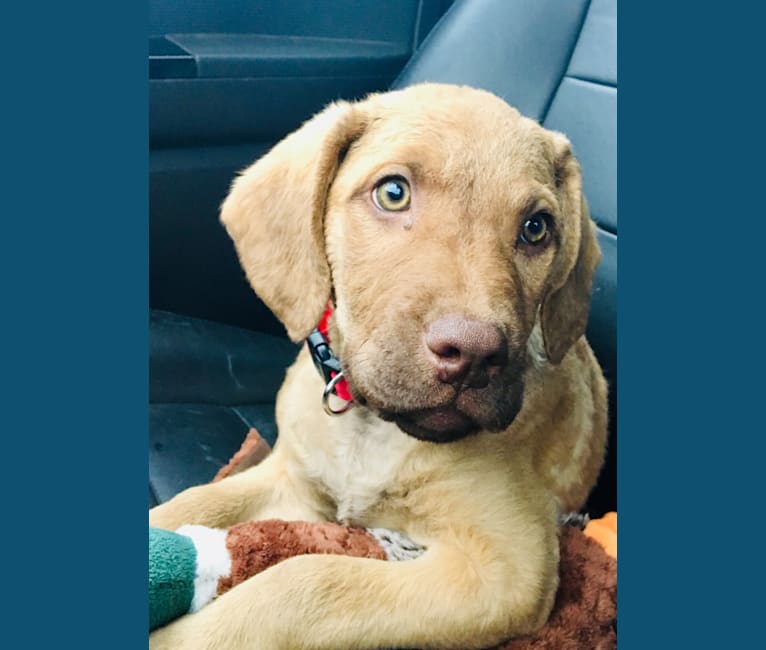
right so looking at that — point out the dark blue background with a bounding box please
[3,3,147,647]
[2,2,762,647]
[618,1,763,646]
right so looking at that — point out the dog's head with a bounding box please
[221,84,600,443]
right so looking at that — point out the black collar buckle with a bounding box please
[306,328,342,388]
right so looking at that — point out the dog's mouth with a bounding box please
[375,387,524,443]
[344,357,526,443]
[382,405,480,443]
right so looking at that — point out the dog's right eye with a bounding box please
[519,213,552,247]
[372,177,411,212]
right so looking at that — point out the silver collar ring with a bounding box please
[322,372,354,416]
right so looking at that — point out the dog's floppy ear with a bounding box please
[220,101,366,342]
[540,135,602,364]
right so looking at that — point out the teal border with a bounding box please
[3,3,147,646]
[619,2,760,647]
[4,0,760,646]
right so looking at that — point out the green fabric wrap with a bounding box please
[149,527,197,631]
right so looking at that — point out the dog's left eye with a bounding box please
[519,213,552,246]
[372,176,411,212]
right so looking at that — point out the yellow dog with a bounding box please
[150,83,608,650]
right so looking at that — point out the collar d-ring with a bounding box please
[322,372,354,416]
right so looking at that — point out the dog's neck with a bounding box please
[306,303,354,405]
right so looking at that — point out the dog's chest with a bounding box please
[306,419,417,525]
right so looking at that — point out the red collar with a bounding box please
[309,303,353,403]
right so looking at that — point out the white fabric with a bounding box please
[176,525,232,613]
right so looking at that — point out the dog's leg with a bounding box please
[149,524,559,650]
[149,448,327,531]
[149,472,270,531]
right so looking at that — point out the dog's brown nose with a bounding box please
[425,316,507,388]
